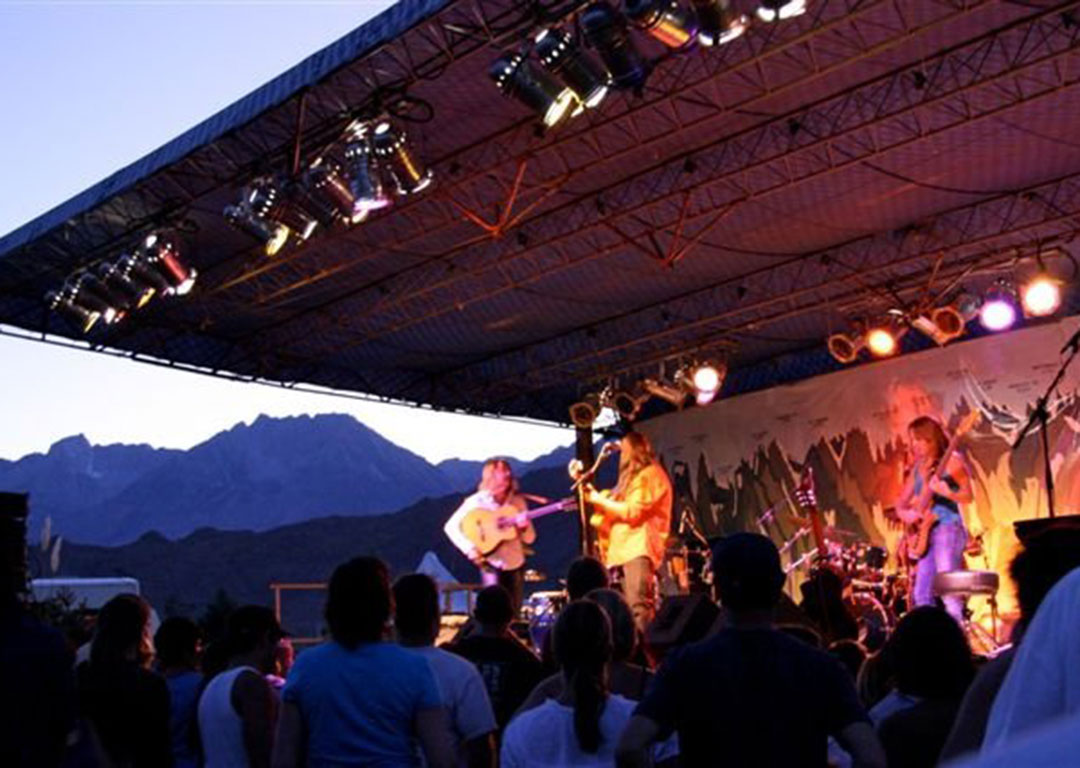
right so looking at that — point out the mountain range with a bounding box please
[0,413,574,546]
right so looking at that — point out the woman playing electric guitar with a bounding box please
[895,415,975,622]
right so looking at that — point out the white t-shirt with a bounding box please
[411,646,497,767]
[500,694,678,767]
[443,489,527,570]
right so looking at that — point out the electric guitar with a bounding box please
[903,410,981,560]
[460,498,576,570]
[793,465,829,564]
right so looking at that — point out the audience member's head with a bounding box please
[474,585,514,632]
[553,600,613,754]
[567,557,610,601]
[586,588,636,662]
[223,605,284,674]
[154,616,201,672]
[828,639,867,681]
[393,573,441,646]
[273,638,295,680]
[91,593,153,669]
[1010,527,1080,630]
[326,556,393,649]
[886,606,973,699]
[712,533,785,616]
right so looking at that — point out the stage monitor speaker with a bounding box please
[646,593,720,656]
[1014,515,1080,543]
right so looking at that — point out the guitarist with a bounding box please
[444,459,536,614]
[896,416,973,622]
[585,432,673,633]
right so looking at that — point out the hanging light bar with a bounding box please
[490,52,576,128]
[140,233,197,296]
[46,285,101,334]
[224,178,291,256]
[757,0,807,22]
[344,121,391,222]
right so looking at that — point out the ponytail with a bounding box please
[553,601,613,755]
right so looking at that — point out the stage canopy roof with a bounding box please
[3,0,1080,424]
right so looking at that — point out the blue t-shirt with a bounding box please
[165,670,202,768]
[913,467,962,525]
[283,641,441,768]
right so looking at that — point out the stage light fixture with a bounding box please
[140,233,197,296]
[224,179,291,256]
[756,0,807,22]
[642,377,689,408]
[609,388,647,421]
[491,53,576,128]
[692,0,749,46]
[96,260,154,311]
[302,158,356,226]
[687,360,725,405]
[827,333,863,364]
[344,122,391,222]
[625,0,698,49]
[866,327,898,357]
[582,1,648,91]
[570,394,602,427]
[1020,274,1062,317]
[534,27,611,114]
[911,306,965,347]
[371,120,434,196]
[980,283,1018,332]
[45,286,101,333]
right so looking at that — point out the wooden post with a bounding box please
[575,426,595,558]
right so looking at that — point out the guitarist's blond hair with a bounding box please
[614,432,657,498]
[478,458,519,496]
[909,416,949,461]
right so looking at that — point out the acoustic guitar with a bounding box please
[903,410,981,560]
[460,498,576,570]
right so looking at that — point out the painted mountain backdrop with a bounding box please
[0,413,573,546]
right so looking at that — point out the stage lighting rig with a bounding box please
[756,0,807,22]
[827,332,863,364]
[686,360,726,405]
[980,281,1019,332]
[534,27,611,114]
[570,393,603,427]
[96,260,155,311]
[490,52,576,128]
[642,377,689,407]
[46,285,101,334]
[371,120,435,196]
[692,0,749,46]
[866,326,899,358]
[625,0,699,49]
[1021,274,1062,318]
[910,306,966,347]
[582,1,648,91]
[301,158,357,227]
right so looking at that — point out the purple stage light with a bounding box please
[979,298,1017,332]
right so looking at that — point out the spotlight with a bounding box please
[224,178,290,256]
[866,327,898,357]
[757,0,807,22]
[140,233,197,296]
[625,0,698,49]
[45,287,100,333]
[687,361,726,405]
[302,158,356,226]
[642,377,689,407]
[534,28,611,113]
[1021,275,1062,317]
[609,388,648,420]
[582,1,648,91]
[980,282,1019,332]
[827,333,863,364]
[692,0,749,46]
[96,260,154,310]
[911,306,965,346]
[490,53,576,128]
[371,120,434,196]
[570,394,602,427]
[344,122,390,222]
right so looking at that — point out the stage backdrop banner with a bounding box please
[639,316,1080,617]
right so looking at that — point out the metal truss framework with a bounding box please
[453,169,1080,409]
[232,1,1080,358]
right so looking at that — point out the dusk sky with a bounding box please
[0,1,573,463]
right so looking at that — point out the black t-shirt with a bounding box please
[635,627,867,768]
[448,635,544,730]
[879,697,963,768]
[77,659,173,767]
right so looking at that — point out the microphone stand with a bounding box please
[1010,325,1080,519]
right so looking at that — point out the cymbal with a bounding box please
[523,569,546,583]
